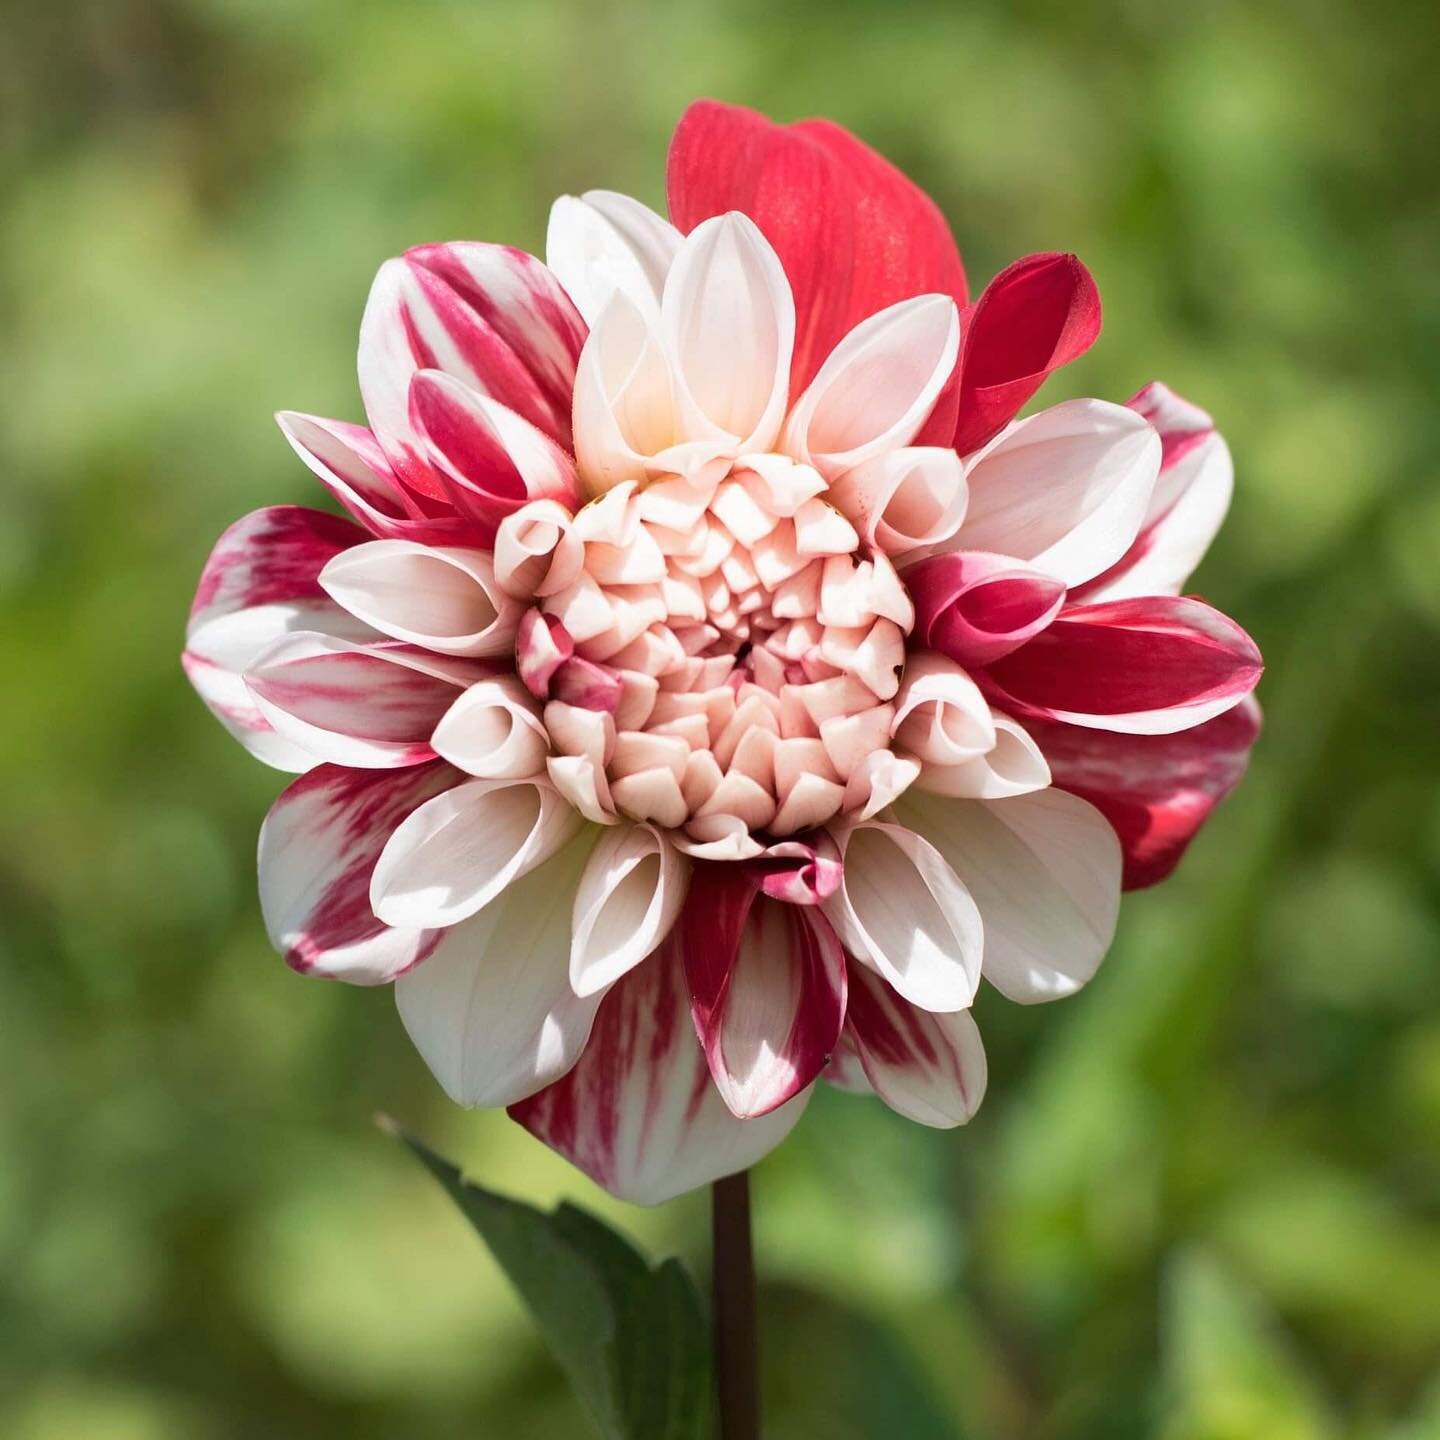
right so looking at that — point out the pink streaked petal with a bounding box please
[982,595,1263,735]
[905,550,1067,666]
[409,370,580,542]
[357,245,584,499]
[951,252,1102,455]
[243,632,489,770]
[275,412,477,545]
[395,833,604,1107]
[1026,696,1262,889]
[844,963,988,1128]
[1074,382,1235,602]
[751,835,844,906]
[511,953,811,1205]
[666,101,967,394]
[678,864,848,1118]
[258,761,459,984]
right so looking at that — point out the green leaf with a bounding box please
[389,1122,708,1440]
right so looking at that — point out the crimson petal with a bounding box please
[667,100,967,397]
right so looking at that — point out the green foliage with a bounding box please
[394,1123,708,1440]
[2,0,1440,1436]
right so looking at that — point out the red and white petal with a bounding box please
[955,399,1159,589]
[822,819,982,1013]
[661,213,795,452]
[781,295,961,477]
[906,550,1067,667]
[826,447,968,558]
[408,369,580,540]
[258,762,459,984]
[184,507,384,769]
[275,412,474,545]
[1076,382,1234,602]
[844,964,987,1128]
[319,539,520,657]
[357,244,585,496]
[983,595,1263,735]
[679,866,847,1118]
[547,190,682,327]
[916,712,1051,800]
[570,822,689,996]
[666,100,967,394]
[512,951,812,1205]
[370,774,584,928]
[951,252,1102,455]
[1025,696,1262,889]
[897,788,1121,1003]
[395,835,603,1106]
[243,633,484,769]
[431,676,549,779]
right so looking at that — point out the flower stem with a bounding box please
[711,1170,759,1440]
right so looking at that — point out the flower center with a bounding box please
[519,455,917,848]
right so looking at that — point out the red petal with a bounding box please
[667,100,967,396]
[1025,696,1262,888]
[679,864,848,1118]
[951,252,1102,455]
[983,595,1262,734]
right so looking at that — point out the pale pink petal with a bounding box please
[492,499,580,599]
[184,506,377,770]
[826,447,968,557]
[897,788,1121,1003]
[822,819,982,1013]
[511,954,811,1205]
[319,539,520,657]
[258,762,459,984]
[1075,382,1234,602]
[369,776,585,928]
[955,399,1160,587]
[916,712,1051,799]
[679,865,848,1118]
[431,677,549,779]
[844,963,988,1127]
[395,835,602,1106]
[546,190,681,326]
[662,212,795,450]
[781,294,961,475]
[892,652,996,765]
[570,822,690,996]
[244,633,487,769]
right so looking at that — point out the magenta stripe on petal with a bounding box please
[983,595,1262,732]
[907,550,1067,666]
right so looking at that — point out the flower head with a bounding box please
[185,100,1262,1203]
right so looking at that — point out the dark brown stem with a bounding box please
[711,1170,759,1440]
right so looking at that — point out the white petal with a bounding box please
[892,652,996,765]
[370,776,585,928]
[432,677,549,779]
[916,713,1052,799]
[319,541,520,657]
[955,398,1160,587]
[662,213,795,451]
[897,788,1121,1003]
[570,823,690,996]
[827,447,968,557]
[822,819,982,1013]
[395,835,602,1106]
[546,191,681,326]
[782,295,960,475]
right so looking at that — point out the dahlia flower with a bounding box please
[184,100,1261,1204]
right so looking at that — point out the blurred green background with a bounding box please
[3,0,1439,1435]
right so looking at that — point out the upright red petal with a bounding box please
[1025,698,1262,888]
[951,252,1102,455]
[667,100,967,396]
